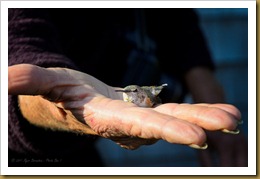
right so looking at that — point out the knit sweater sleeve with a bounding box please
[8,9,85,156]
[8,8,78,68]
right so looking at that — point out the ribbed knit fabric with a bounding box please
[8,8,103,167]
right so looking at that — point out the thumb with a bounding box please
[8,64,52,95]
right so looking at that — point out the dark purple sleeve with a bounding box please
[8,9,94,159]
[8,8,78,68]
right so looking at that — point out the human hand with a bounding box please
[9,64,242,150]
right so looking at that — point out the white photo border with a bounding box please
[1,0,256,175]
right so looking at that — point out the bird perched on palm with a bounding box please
[116,84,168,107]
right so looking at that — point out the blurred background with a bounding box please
[95,8,248,167]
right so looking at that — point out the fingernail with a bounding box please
[222,129,240,134]
[238,120,244,125]
[189,143,208,150]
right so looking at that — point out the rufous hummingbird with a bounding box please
[115,84,168,107]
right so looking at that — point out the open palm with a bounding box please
[9,64,241,150]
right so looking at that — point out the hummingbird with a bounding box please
[115,84,168,107]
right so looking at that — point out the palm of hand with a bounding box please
[9,64,241,150]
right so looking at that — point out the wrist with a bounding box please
[18,95,97,135]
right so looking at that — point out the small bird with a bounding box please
[115,84,168,107]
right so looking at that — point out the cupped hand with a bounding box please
[8,64,242,150]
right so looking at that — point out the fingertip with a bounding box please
[196,103,242,121]
[222,104,242,121]
[161,118,207,147]
[8,64,46,95]
[9,64,32,94]
[215,103,242,121]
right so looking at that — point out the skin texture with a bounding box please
[184,67,248,166]
[9,64,242,150]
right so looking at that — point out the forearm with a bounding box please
[18,95,97,135]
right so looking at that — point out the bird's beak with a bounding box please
[115,89,137,93]
[115,89,127,92]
